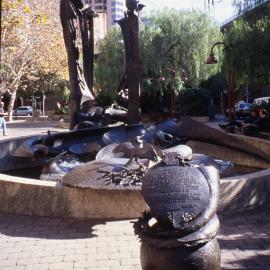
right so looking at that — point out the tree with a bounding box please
[1,0,35,120]
[176,88,212,117]
[1,0,68,121]
[94,27,125,106]
[224,15,270,90]
[18,71,69,105]
[140,10,222,88]
[94,9,223,113]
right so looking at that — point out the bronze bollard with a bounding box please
[134,152,221,270]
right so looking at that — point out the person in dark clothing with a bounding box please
[219,109,259,134]
[243,109,259,124]
[242,109,270,136]
[254,109,269,131]
[219,113,243,133]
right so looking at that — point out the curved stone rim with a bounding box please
[0,167,270,219]
[1,130,270,219]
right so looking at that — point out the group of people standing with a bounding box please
[219,108,270,136]
[0,101,7,136]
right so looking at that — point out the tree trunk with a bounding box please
[8,90,17,122]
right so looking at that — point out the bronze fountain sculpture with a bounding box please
[2,3,270,268]
[60,0,144,128]
[60,0,96,129]
[117,0,145,124]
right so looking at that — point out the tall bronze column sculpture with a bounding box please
[79,5,98,110]
[60,0,96,129]
[117,1,144,125]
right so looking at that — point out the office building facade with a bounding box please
[84,0,125,29]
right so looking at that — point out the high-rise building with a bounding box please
[84,0,107,13]
[84,0,125,29]
[107,0,125,27]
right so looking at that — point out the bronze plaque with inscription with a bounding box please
[142,165,210,229]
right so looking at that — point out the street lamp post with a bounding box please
[206,42,234,120]
[166,67,188,118]
[166,68,176,118]
[245,74,249,103]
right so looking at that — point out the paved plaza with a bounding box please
[0,120,270,270]
[2,115,226,140]
[0,206,269,270]
[3,120,68,139]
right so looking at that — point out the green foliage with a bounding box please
[224,14,270,87]
[95,90,115,107]
[94,9,223,112]
[176,88,213,117]
[140,10,222,88]
[201,73,227,107]
[18,71,69,106]
[94,27,125,103]
[140,78,170,115]
[54,105,68,115]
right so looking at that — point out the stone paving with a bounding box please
[3,120,68,139]
[218,206,270,270]
[3,116,226,140]
[0,206,269,270]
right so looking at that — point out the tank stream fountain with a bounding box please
[0,115,270,218]
[1,1,270,268]
[0,0,269,222]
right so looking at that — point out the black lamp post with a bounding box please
[206,42,234,120]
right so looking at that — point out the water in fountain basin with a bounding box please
[58,155,83,172]
[4,155,261,182]
[214,159,232,172]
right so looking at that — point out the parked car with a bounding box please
[225,101,251,119]
[13,106,33,116]
[253,97,270,105]
[235,102,252,118]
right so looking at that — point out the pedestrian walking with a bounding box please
[0,102,7,136]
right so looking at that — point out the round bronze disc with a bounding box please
[142,165,210,229]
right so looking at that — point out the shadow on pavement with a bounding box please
[218,205,270,269]
[0,213,131,240]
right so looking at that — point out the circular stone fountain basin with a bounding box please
[0,166,270,219]
[0,130,270,219]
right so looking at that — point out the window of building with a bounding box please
[111,7,123,14]
[111,1,124,7]
[95,4,106,11]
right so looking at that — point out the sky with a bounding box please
[141,0,236,24]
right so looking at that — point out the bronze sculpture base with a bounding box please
[141,238,220,270]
